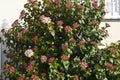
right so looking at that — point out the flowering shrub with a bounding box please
[1,0,120,80]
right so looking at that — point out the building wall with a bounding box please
[101,21,120,45]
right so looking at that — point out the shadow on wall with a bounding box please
[0,19,10,78]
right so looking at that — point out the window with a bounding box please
[105,0,120,19]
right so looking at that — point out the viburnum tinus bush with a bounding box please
[1,0,119,80]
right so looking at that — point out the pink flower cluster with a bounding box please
[57,20,63,26]
[92,2,100,10]
[72,23,78,29]
[24,27,29,33]
[3,65,15,74]
[65,26,72,33]
[32,46,38,51]
[73,74,79,80]
[41,73,46,77]
[76,4,83,9]
[9,67,15,73]
[78,40,85,46]
[26,60,35,72]
[105,23,110,27]
[52,0,61,5]
[69,37,75,43]
[7,28,12,34]
[92,20,98,25]
[7,51,14,58]
[110,49,117,54]
[30,75,39,80]
[16,32,22,41]
[91,42,97,46]
[28,0,36,3]
[80,61,88,69]
[40,15,51,24]
[48,57,55,63]
[18,75,25,80]
[61,54,68,60]
[61,43,68,51]
[11,19,18,27]
[19,10,25,19]
[105,62,115,71]
[65,2,72,8]
[41,55,47,63]
[32,35,39,42]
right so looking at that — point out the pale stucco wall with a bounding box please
[101,21,120,45]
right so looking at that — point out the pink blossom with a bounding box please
[69,37,75,43]
[34,70,38,74]
[92,20,98,25]
[28,0,36,3]
[32,35,39,42]
[110,49,117,54]
[24,27,29,33]
[48,57,55,63]
[32,46,38,51]
[87,67,91,71]
[29,60,35,66]
[65,2,72,8]
[26,65,33,72]
[76,4,83,9]
[48,45,55,51]
[80,62,88,69]
[22,63,27,67]
[105,30,109,36]
[92,2,100,10]
[52,78,57,80]
[30,18,35,23]
[11,19,18,27]
[73,74,78,80]
[18,76,25,80]
[100,29,106,33]
[40,15,51,24]
[53,0,61,5]
[41,73,46,77]
[16,32,22,41]
[9,67,15,73]
[100,29,109,36]
[19,10,25,19]
[91,0,98,3]
[65,26,72,33]
[41,55,47,63]
[57,20,63,26]
[30,75,39,80]
[91,42,97,46]
[105,23,110,27]
[61,54,68,60]
[7,51,14,58]
[105,62,114,71]
[78,41,85,46]
[61,43,68,51]
[7,28,12,34]
[3,65,9,71]
[72,23,78,28]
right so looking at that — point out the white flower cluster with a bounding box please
[24,49,34,57]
